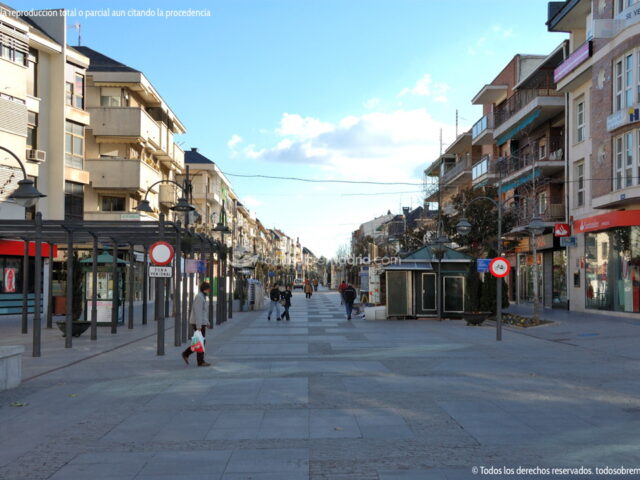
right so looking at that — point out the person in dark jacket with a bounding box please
[343,283,357,321]
[338,280,347,304]
[280,285,292,321]
[267,283,282,321]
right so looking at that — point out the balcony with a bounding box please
[498,138,565,189]
[493,88,564,141]
[471,114,494,145]
[441,156,472,186]
[510,202,566,231]
[85,157,160,192]
[88,107,161,148]
[471,155,498,187]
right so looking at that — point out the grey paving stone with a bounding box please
[224,448,309,473]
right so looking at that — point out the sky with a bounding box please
[12,0,567,258]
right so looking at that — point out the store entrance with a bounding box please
[518,253,543,305]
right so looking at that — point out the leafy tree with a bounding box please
[441,186,515,258]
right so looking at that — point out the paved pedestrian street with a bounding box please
[1,290,640,479]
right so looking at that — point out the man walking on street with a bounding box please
[268,283,282,321]
[280,284,292,321]
[338,280,347,305]
[343,283,357,321]
[313,278,318,292]
[181,281,211,367]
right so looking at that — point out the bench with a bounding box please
[0,346,25,391]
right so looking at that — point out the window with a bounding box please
[64,181,84,221]
[616,136,624,190]
[576,162,584,207]
[615,59,623,112]
[65,121,84,169]
[65,74,84,108]
[27,111,37,149]
[27,49,37,97]
[65,82,73,106]
[0,39,28,66]
[626,54,634,108]
[626,131,634,187]
[100,87,123,107]
[538,191,548,215]
[101,196,125,212]
[74,74,84,109]
[576,100,585,143]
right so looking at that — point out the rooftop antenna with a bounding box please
[455,109,458,137]
[68,23,81,46]
[439,128,443,155]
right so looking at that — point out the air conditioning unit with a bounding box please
[26,149,46,163]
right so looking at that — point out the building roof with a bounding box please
[74,46,140,73]
[402,245,474,262]
[185,148,213,164]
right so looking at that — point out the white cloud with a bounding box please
[227,134,243,149]
[397,74,450,103]
[243,108,461,184]
[276,113,333,139]
[363,97,381,109]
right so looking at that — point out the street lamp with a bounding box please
[527,215,545,322]
[0,147,46,207]
[430,232,449,320]
[135,180,195,214]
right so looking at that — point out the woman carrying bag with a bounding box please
[181,281,211,367]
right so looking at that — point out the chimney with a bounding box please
[191,147,198,152]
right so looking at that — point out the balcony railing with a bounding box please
[498,137,564,178]
[494,88,563,129]
[441,156,471,184]
[472,114,494,139]
[471,154,497,181]
[511,202,565,229]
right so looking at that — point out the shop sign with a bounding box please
[560,236,577,247]
[554,41,592,83]
[554,223,571,237]
[185,259,206,274]
[607,106,640,132]
[573,210,640,234]
[617,3,640,24]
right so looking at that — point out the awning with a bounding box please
[499,169,541,194]
[496,110,541,146]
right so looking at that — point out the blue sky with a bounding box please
[13,0,567,257]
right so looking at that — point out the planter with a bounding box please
[462,312,491,326]
[53,296,66,316]
[55,321,91,337]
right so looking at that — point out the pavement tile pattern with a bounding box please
[1,290,640,479]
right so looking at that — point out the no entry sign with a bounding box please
[149,241,174,266]
[489,257,510,278]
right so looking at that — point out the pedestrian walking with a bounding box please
[313,278,318,291]
[338,280,347,305]
[280,285,292,321]
[267,283,282,320]
[343,283,357,320]
[304,281,313,299]
[181,281,211,367]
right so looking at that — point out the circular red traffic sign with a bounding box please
[489,257,510,278]
[149,241,174,266]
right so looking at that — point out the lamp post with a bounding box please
[1,146,46,356]
[213,217,232,323]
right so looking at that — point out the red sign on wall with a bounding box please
[573,210,640,234]
[554,223,571,237]
[3,268,16,293]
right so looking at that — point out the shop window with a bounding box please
[585,227,640,313]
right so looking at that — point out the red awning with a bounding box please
[574,210,640,234]
[0,240,57,258]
